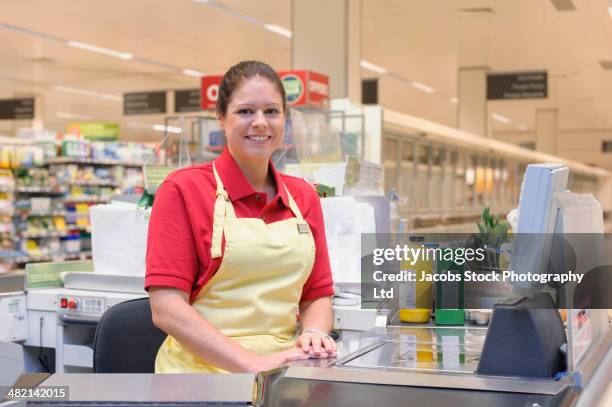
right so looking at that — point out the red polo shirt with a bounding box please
[145,148,334,304]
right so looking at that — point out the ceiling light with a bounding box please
[100,93,122,102]
[53,85,99,97]
[608,7,612,16]
[517,124,529,131]
[449,97,459,104]
[491,113,511,124]
[56,112,94,120]
[411,81,436,94]
[153,124,182,134]
[263,24,292,38]
[182,69,206,78]
[67,41,133,60]
[52,85,122,102]
[360,60,388,74]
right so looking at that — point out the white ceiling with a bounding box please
[0,0,611,141]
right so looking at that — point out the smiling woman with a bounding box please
[145,61,336,374]
[217,62,287,194]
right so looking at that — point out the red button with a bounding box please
[60,298,68,309]
[67,299,78,310]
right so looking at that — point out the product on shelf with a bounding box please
[58,139,156,164]
[14,168,62,191]
[2,137,155,270]
[0,142,45,168]
[61,139,90,159]
[62,233,81,254]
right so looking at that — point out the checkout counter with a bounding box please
[3,311,610,406]
[2,164,611,406]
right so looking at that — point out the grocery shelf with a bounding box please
[20,231,68,239]
[14,251,92,264]
[63,197,111,204]
[15,186,67,194]
[45,157,146,167]
[65,225,92,232]
[15,211,68,218]
[69,180,119,187]
[3,141,147,272]
[14,255,53,264]
[63,251,92,261]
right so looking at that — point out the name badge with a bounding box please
[297,223,310,234]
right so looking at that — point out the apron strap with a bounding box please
[284,184,305,222]
[211,163,306,258]
[211,163,235,259]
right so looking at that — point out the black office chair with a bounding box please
[93,297,167,373]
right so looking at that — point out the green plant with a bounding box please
[477,206,509,249]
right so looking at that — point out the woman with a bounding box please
[145,60,336,373]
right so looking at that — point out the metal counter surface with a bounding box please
[0,273,25,293]
[260,325,579,406]
[285,325,572,396]
[24,373,257,406]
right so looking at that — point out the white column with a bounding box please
[535,108,557,155]
[457,67,489,137]
[292,0,362,101]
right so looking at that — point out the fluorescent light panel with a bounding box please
[491,113,511,124]
[411,81,436,94]
[67,41,133,60]
[263,24,292,38]
[182,69,206,78]
[52,85,122,102]
[56,112,94,120]
[360,60,387,74]
[195,0,291,38]
[153,124,182,134]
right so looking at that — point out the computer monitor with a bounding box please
[511,163,569,296]
[510,163,608,370]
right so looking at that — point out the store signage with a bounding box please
[124,91,167,115]
[200,70,330,110]
[201,76,223,110]
[144,166,175,193]
[487,71,547,100]
[278,70,329,108]
[0,98,34,120]
[66,122,120,141]
[175,89,202,113]
[362,78,379,104]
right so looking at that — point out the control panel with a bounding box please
[57,295,106,324]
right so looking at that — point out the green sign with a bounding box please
[26,260,93,289]
[144,166,175,192]
[67,122,120,141]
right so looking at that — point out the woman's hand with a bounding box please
[249,348,311,373]
[296,329,337,358]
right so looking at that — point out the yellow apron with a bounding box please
[155,163,316,373]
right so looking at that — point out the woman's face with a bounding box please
[218,76,285,163]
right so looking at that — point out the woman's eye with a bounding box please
[265,108,280,115]
[237,109,253,115]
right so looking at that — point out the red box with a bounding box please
[201,71,329,110]
[278,70,329,108]
[201,75,223,110]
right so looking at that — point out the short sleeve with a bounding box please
[145,180,199,293]
[299,188,335,303]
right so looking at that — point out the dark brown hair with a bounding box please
[216,60,286,116]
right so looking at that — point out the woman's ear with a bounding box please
[216,111,224,130]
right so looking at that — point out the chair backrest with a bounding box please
[93,297,167,373]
